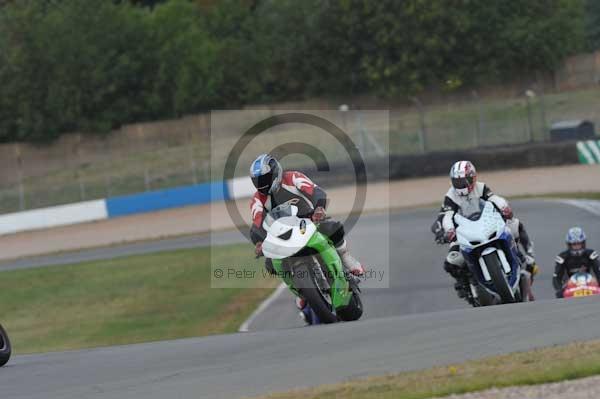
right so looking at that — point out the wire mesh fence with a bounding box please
[0,69,599,215]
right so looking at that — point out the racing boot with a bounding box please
[444,260,468,299]
[453,281,468,298]
[295,297,315,325]
[444,246,469,297]
[336,240,365,276]
[524,255,539,283]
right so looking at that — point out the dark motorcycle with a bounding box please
[0,324,11,367]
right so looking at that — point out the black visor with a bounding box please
[451,176,474,190]
[252,171,274,194]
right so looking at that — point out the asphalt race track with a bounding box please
[1,199,600,399]
[247,199,600,330]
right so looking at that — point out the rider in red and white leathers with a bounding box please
[249,153,365,278]
[431,161,538,299]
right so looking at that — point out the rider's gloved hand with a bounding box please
[255,241,263,257]
[445,229,456,243]
[264,258,276,276]
[311,206,326,223]
[526,260,539,284]
[501,206,513,220]
[444,262,463,278]
[434,231,446,244]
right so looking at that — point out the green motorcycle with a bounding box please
[261,203,363,324]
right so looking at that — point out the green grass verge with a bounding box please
[258,340,600,399]
[0,243,276,354]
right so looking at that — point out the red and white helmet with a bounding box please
[449,161,477,196]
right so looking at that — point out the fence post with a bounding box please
[75,134,86,201]
[472,90,484,147]
[104,138,113,197]
[536,73,548,141]
[188,124,198,185]
[411,97,428,153]
[525,90,535,143]
[137,126,151,191]
[14,144,25,211]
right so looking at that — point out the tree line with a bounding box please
[0,0,591,142]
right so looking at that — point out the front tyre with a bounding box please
[293,263,338,324]
[0,324,12,367]
[483,252,515,304]
[474,284,495,306]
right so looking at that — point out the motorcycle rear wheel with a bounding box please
[337,287,363,321]
[0,324,12,367]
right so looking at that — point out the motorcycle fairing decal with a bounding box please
[306,232,352,309]
[498,230,520,288]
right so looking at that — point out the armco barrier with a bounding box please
[105,181,230,218]
[389,140,580,180]
[0,140,583,236]
[227,176,256,200]
[0,199,108,236]
[577,140,600,164]
[301,141,580,188]
[0,181,235,236]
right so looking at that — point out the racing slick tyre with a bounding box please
[483,252,515,304]
[337,288,363,321]
[293,262,338,324]
[474,284,495,306]
[0,324,12,367]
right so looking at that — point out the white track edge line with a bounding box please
[558,199,600,217]
[238,283,287,332]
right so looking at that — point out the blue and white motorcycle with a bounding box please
[455,201,531,306]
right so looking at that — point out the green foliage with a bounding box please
[147,0,222,116]
[0,0,154,140]
[0,0,588,142]
[585,0,600,50]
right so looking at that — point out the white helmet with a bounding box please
[566,227,587,257]
[449,160,477,196]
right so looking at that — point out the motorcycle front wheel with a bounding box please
[0,324,12,367]
[292,261,338,324]
[473,284,496,306]
[483,252,515,304]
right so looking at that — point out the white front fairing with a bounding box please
[455,202,507,250]
[262,216,317,259]
[571,272,594,286]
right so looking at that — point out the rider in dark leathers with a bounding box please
[553,227,600,298]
